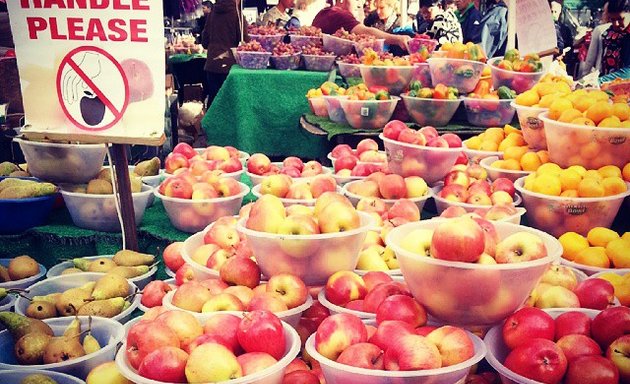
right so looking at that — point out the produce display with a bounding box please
[559,227,630,269]
[403,83,461,127]
[165,142,243,176]
[247,25,285,51]
[406,34,438,54]
[359,49,413,95]
[464,124,526,153]
[54,249,155,280]
[0,178,57,199]
[287,25,322,37]
[301,44,336,72]
[329,140,387,179]
[246,153,328,179]
[436,165,517,207]
[490,49,544,93]
[270,42,301,70]
[235,41,271,69]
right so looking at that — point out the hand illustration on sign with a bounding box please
[62,52,106,126]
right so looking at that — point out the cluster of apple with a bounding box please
[170,271,308,316]
[314,312,476,371]
[463,124,526,153]
[258,174,337,200]
[489,146,550,172]
[560,227,630,270]
[157,171,242,200]
[347,172,429,200]
[499,306,630,384]
[323,271,425,319]
[246,153,326,178]
[161,241,186,276]
[331,139,386,166]
[439,203,520,222]
[400,216,548,264]
[126,309,288,383]
[165,142,243,176]
[525,265,616,310]
[439,168,516,207]
[245,193,362,235]
[356,240,399,272]
[382,120,463,148]
[523,163,628,198]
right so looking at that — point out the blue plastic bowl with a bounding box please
[0,177,57,234]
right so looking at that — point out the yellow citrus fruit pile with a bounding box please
[546,89,629,128]
[522,163,628,197]
[559,228,630,270]
[514,74,572,108]
[595,270,630,306]
[491,146,550,172]
[464,125,525,152]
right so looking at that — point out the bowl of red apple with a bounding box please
[245,154,331,186]
[165,143,244,182]
[480,155,532,182]
[236,193,374,285]
[484,306,629,384]
[154,175,249,233]
[251,174,340,207]
[380,121,464,185]
[328,140,387,168]
[304,311,486,384]
[431,171,522,216]
[386,217,562,326]
[115,309,301,384]
[342,173,432,213]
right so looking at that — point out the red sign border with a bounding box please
[56,46,130,132]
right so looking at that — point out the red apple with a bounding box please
[141,280,173,308]
[379,174,407,199]
[502,307,555,349]
[238,310,286,360]
[383,334,442,370]
[426,325,475,367]
[282,370,320,384]
[468,180,492,196]
[247,292,289,313]
[324,271,368,307]
[440,206,467,218]
[419,126,439,141]
[471,216,499,257]
[369,320,415,351]
[126,320,180,369]
[441,133,462,148]
[491,178,516,197]
[163,242,185,272]
[237,352,278,375]
[361,271,393,292]
[267,273,308,309]
[574,278,615,310]
[156,310,203,351]
[495,231,548,263]
[383,120,408,140]
[504,338,567,384]
[363,281,411,313]
[315,313,368,360]
[438,184,468,202]
[219,257,261,289]
[465,163,488,181]
[280,166,301,178]
[398,128,427,145]
[301,161,323,177]
[331,144,354,159]
[175,263,195,286]
[173,142,197,159]
[375,294,427,328]
[283,156,304,172]
[334,155,359,172]
[555,311,592,340]
[606,334,630,382]
[203,313,242,353]
[430,216,486,262]
[356,138,379,155]
[592,306,630,350]
[199,278,229,295]
[138,346,188,383]
[415,325,439,337]
[556,334,602,363]
[171,281,214,312]
[427,136,449,147]
[454,151,468,165]
[565,355,620,384]
[205,224,240,249]
[162,177,193,199]
[186,333,234,354]
[247,153,272,175]
[284,358,309,374]
[337,342,384,370]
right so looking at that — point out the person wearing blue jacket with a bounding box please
[480,0,508,58]
[455,0,482,44]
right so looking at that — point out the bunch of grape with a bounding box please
[248,25,283,35]
[288,26,322,37]
[339,54,361,64]
[272,42,299,56]
[301,44,334,56]
[332,28,375,42]
[237,41,267,52]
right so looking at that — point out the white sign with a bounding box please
[7,0,165,144]
[515,0,557,55]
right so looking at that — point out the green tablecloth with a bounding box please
[168,53,207,64]
[201,66,332,159]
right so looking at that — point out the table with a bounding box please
[201,66,332,160]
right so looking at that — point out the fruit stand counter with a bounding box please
[201,66,332,159]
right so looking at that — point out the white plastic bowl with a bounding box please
[337,61,362,78]
[515,177,630,237]
[401,95,462,127]
[511,102,548,150]
[479,156,531,182]
[161,289,313,329]
[489,60,544,94]
[342,180,432,212]
[323,95,349,125]
[484,308,600,384]
[0,369,86,384]
[381,134,462,186]
[339,97,400,130]
[116,311,301,384]
[0,258,46,290]
[561,258,630,276]
[360,65,415,95]
[251,184,342,207]
[432,184,522,216]
[462,98,516,128]
[46,255,157,290]
[0,316,124,379]
[15,138,107,184]
[155,182,249,233]
[322,34,354,56]
[236,212,373,285]
[305,330,486,384]
[427,58,487,94]
[15,273,140,323]
[61,184,154,232]
[462,142,503,164]
[387,220,562,326]
[246,162,333,186]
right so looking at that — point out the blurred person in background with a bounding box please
[202,0,249,107]
[285,0,328,27]
[262,0,295,27]
[600,0,629,74]
[479,0,507,58]
[418,0,463,47]
[364,0,402,33]
[582,2,610,75]
[312,0,410,49]
[455,0,481,44]
[194,1,213,40]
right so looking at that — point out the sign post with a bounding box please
[7,0,166,250]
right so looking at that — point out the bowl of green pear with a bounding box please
[0,177,59,234]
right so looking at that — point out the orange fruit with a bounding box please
[568,165,587,177]
[579,142,601,160]
[559,169,582,191]
[558,231,590,261]
[490,159,505,169]
[573,96,597,112]
[479,140,499,152]
[607,238,630,268]
[585,101,614,125]
[502,158,522,171]
[520,152,543,172]
[623,163,630,182]
[504,146,529,161]
[598,165,622,178]
[589,90,611,102]
[549,98,574,120]
[616,274,630,306]
[598,116,622,128]
[537,163,563,176]
[621,120,630,128]
[612,103,630,121]
[577,177,605,197]
[574,246,610,268]
[523,173,536,190]
[539,93,562,108]
[515,90,539,106]
[537,83,560,97]
[558,108,584,123]
[503,125,521,136]
[465,136,482,150]
[602,176,628,196]
[560,189,578,197]
[485,127,505,142]
[587,227,620,247]
[555,82,572,95]
[532,174,562,196]
[584,170,604,180]
[570,117,596,126]
[537,151,550,164]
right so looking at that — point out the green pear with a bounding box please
[134,157,160,177]
[61,268,83,275]
[91,273,128,300]
[108,265,150,278]
[96,168,113,183]
[31,292,62,304]
[0,183,56,199]
[86,179,113,195]
[112,249,154,266]
[0,161,19,176]
[42,334,86,364]
[0,178,33,192]
[55,287,91,316]
[83,332,101,354]
[77,297,126,318]
[0,265,10,282]
[25,301,58,320]
[72,258,92,272]
[63,316,81,338]
[0,312,54,340]
[14,332,52,365]
[20,373,59,384]
[87,258,117,273]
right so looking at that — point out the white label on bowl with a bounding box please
[566,205,587,216]
[526,117,543,130]
[360,107,370,117]
[386,148,404,163]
